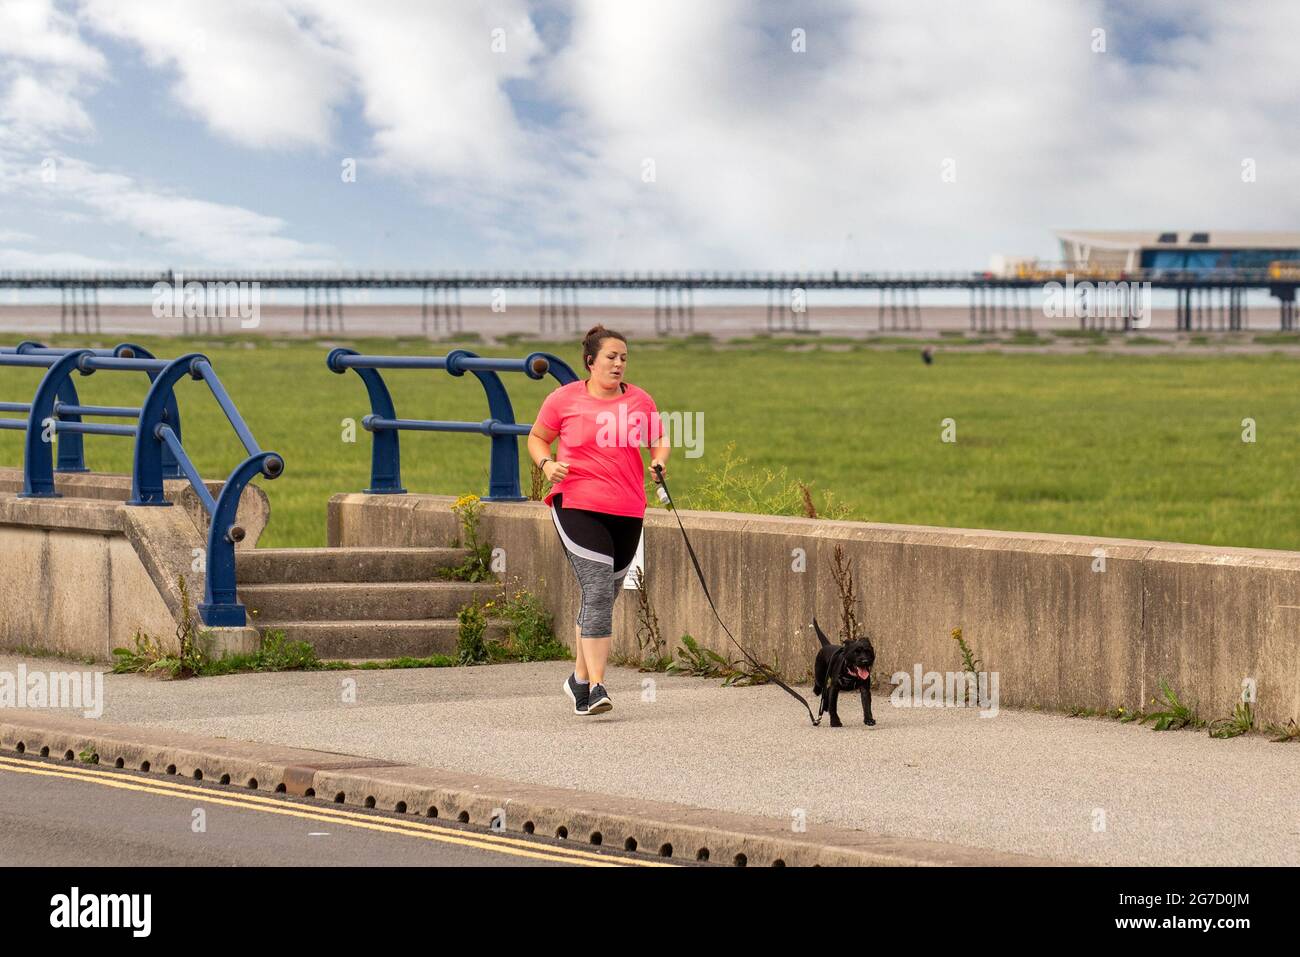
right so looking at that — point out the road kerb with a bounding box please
[0,711,1067,867]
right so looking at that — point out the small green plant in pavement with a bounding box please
[951,627,983,705]
[456,601,489,665]
[455,587,566,666]
[631,572,672,672]
[665,633,776,686]
[201,629,323,675]
[112,576,212,679]
[348,654,459,670]
[723,654,777,688]
[441,493,494,582]
[1209,700,1255,739]
[1139,679,1204,731]
[1264,718,1299,743]
[112,630,169,676]
[667,634,733,679]
[488,581,568,662]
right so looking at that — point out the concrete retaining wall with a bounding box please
[0,521,174,661]
[0,470,263,660]
[329,492,1300,726]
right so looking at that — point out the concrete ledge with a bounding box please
[0,711,1059,866]
[0,467,269,549]
[0,491,123,533]
[329,492,1300,727]
[0,476,262,659]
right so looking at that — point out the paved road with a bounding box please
[2,654,1296,866]
[0,752,664,867]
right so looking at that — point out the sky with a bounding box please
[1,0,1298,273]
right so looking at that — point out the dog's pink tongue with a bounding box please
[852,666,870,680]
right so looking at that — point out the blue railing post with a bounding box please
[445,349,524,502]
[117,343,183,480]
[327,347,405,493]
[326,348,577,501]
[19,349,93,498]
[200,451,284,627]
[130,353,203,506]
[53,373,88,474]
[15,341,88,474]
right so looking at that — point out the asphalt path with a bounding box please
[0,752,675,867]
[3,654,1297,865]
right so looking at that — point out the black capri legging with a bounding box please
[549,492,644,638]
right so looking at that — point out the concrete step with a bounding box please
[236,547,472,584]
[255,619,510,660]
[240,581,499,622]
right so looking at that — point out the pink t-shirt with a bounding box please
[535,380,662,518]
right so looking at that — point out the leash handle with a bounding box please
[651,462,821,726]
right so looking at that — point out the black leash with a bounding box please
[652,464,822,726]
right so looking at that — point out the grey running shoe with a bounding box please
[563,673,590,715]
[587,683,613,715]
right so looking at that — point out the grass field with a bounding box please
[3,333,1300,551]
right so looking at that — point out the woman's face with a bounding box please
[588,337,628,388]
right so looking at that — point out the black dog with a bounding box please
[812,618,876,727]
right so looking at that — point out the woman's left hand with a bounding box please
[651,461,666,483]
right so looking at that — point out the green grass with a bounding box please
[5,333,1300,550]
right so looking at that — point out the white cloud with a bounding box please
[7,1,1300,270]
[0,0,105,144]
[505,0,1300,269]
[63,161,335,266]
[2,151,335,267]
[0,1,335,268]
[297,0,544,181]
[78,0,544,174]
[2,71,93,136]
[0,0,104,71]
[0,244,114,269]
[79,0,351,149]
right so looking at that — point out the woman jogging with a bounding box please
[528,324,669,716]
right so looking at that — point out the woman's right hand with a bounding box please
[543,460,569,482]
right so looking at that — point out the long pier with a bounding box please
[1,269,1296,336]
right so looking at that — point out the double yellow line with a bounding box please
[0,753,675,867]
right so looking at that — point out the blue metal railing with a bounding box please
[0,342,282,627]
[0,340,183,478]
[326,348,577,501]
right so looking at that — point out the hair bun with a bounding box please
[581,324,628,371]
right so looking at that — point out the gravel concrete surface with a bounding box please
[2,653,1296,865]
